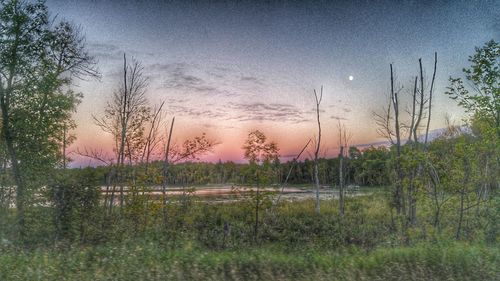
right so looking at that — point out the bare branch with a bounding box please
[74,147,113,166]
[424,52,437,145]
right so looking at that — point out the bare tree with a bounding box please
[94,54,149,165]
[313,87,323,214]
[407,54,437,226]
[161,118,218,227]
[162,117,175,227]
[407,76,418,143]
[141,101,166,172]
[424,52,438,145]
[337,122,352,216]
[94,54,150,209]
[375,53,437,227]
[374,64,405,215]
[274,139,311,206]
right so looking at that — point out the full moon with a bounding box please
[348,75,354,81]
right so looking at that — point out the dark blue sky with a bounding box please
[45,0,499,164]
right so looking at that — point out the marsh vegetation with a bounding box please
[0,1,498,280]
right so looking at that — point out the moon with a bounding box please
[348,75,354,81]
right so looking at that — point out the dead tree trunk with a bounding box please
[162,117,175,227]
[118,54,129,209]
[389,64,404,216]
[424,52,437,146]
[275,139,311,206]
[254,181,260,242]
[337,122,351,216]
[456,157,470,240]
[313,87,323,214]
[339,146,345,216]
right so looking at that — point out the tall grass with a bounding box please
[1,193,498,280]
[0,241,497,280]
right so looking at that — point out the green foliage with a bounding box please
[242,130,279,165]
[353,146,390,186]
[446,40,499,131]
[47,170,101,243]
[0,241,498,281]
[0,0,98,240]
[0,0,96,172]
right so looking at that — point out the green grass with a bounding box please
[1,192,498,280]
[0,242,498,280]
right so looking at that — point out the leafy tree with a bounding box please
[0,0,98,238]
[356,146,390,186]
[242,130,279,241]
[48,169,101,243]
[445,40,499,240]
[446,40,499,136]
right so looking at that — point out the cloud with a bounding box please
[227,102,311,123]
[240,75,264,85]
[164,100,312,124]
[146,64,305,124]
[148,62,188,72]
[151,63,267,99]
[330,115,348,121]
[205,66,231,79]
[161,65,205,90]
[167,104,227,119]
[151,63,241,98]
[326,104,351,120]
[87,42,122,61]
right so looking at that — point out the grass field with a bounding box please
[1,241,498,281]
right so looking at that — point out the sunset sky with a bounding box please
[45,0,499,167]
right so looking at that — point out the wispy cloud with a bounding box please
[240,75,264,85]
[227,102,311,123]
[326,104,351,120]
[167,103,227,119]
[164,99,312,125]
[147,63,310,124]
[151,63,267,99]
[161,64,207,91]
[330,115,348,121]
[150,63,240,98]
[87,42,122,61]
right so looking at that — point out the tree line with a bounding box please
[65,145,390,188]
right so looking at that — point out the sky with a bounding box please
[44,0,499,167]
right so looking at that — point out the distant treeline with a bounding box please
[66,146,390,187]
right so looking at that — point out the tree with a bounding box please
[446,40,499,137]
[94,54,151,209]
[94,54,150,167]
[337,122,352,216]
[242,130,279,241]
[313,87,323,214]
[0,0,98,238]
[161,119,218,228]
[275,139,310,205]
[374,64,404,215]
[375,53,437,228]
[355,146,390,187]
[446,40,499,198]
[445,40,499,240]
